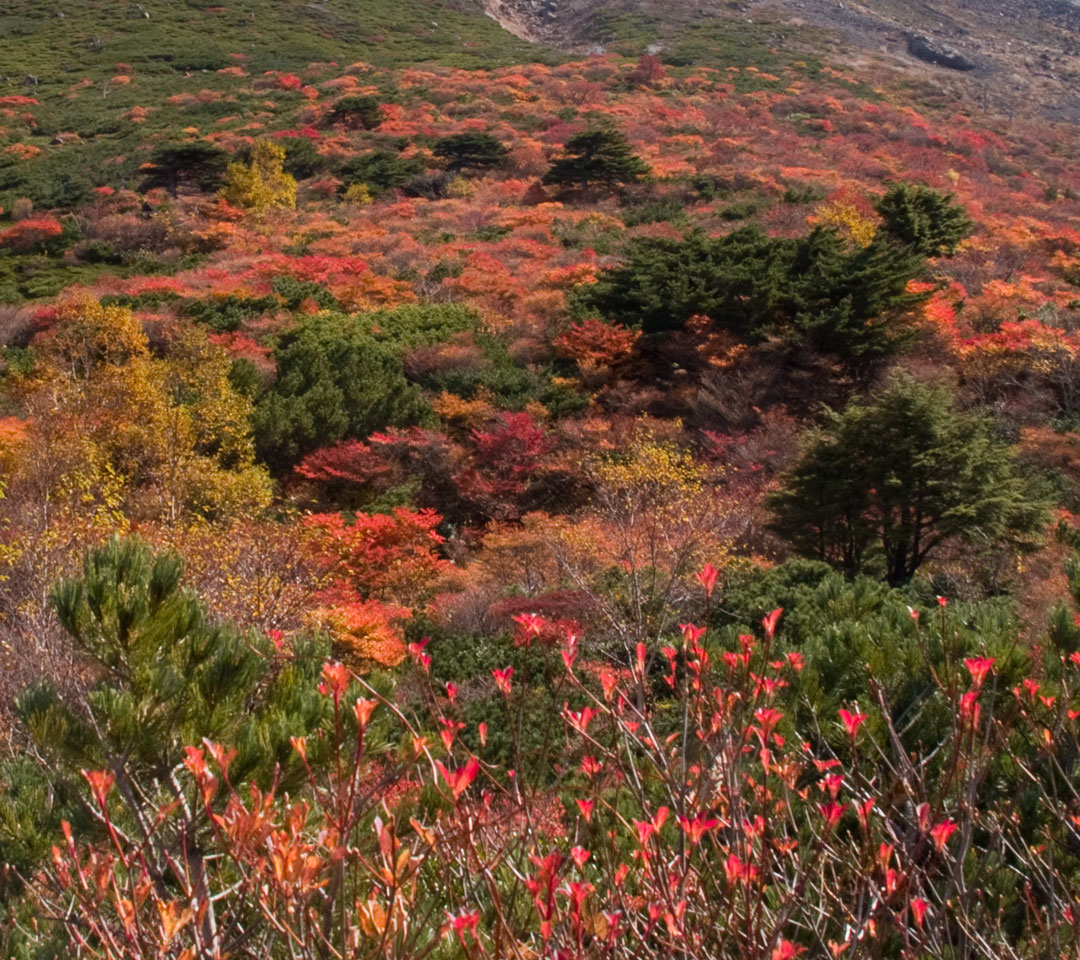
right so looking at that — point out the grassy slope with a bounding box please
[0,0,551,203]
[0,0,836,215]
[0,0,549,297]
[1,0,545,78]
[567,5,830,73]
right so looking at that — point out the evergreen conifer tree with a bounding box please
[875,183,974,257]
[337,151,424,197]
[433,132,509,172]
[543,128,649,192]
[141,141,230,197]
[326,94,385,130]
[575,225,930,362]
[252,306,477,468]
[786,228,929,359]
[767,375,1047,584]
[1,536,332,890]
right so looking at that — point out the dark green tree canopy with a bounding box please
[326,94,385,130]
[543,127,649,191]
[574,225,928,361]
[767,376,1048,585]
[34,537,330,782]
[278,134,327,180]
[432,132,510,172]
[253,305,476,468]
[875,183,974,258]
[337,151,425,197]
[140,141,231,197]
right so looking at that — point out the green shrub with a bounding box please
[251,307,489,468]
[543,127,649,192]
[338,151,425,197]
[326,95,385,130]
[574,224,930,361]
[182,294,277,333]
[619,195,690,227]
[875,182,974,258]
[279,135,327,180]
[432,132,509,172]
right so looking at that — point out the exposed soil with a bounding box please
[478,0,1080,123]
[755,0,1080,123]
[480,0,550,43]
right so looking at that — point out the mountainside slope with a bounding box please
[6,4,1080,955]
[478,0,1080,122]
[0,0,550,216]
[0,0,546,81]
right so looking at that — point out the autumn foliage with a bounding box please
[28,573,1080,960]
[5,15,1080,960]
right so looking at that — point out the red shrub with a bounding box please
[0,216,62,252]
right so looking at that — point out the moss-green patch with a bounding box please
[0,256,123,303]
[582,10,826,79]
[1,1,546,81]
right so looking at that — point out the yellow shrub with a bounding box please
[221,139,297,214]
[343,182,373,205]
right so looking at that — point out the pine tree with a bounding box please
[875,183,974,257]
[337,150,424,197]
[326,94,384,130]
[786,228,929,360]
[573,227,787,338]
[2,536,333,891]
[252,308,444,468]
[279,134,326,179]
[574,225,929,362]
[141,141,230,197]
[767,375,1047,585]
[543,127,649,192]
[433,132,509,172]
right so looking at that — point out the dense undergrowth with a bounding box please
[4,1,1080,956]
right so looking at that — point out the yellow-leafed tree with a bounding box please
[221,139,297,214]
[14,297,272,525]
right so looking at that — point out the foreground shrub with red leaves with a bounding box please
[22,570,1080,960]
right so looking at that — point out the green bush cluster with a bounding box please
[576,184,972,364]
[0,536,334,895]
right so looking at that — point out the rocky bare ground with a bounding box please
[477,0,1080,123]
[755,0,1080,122]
